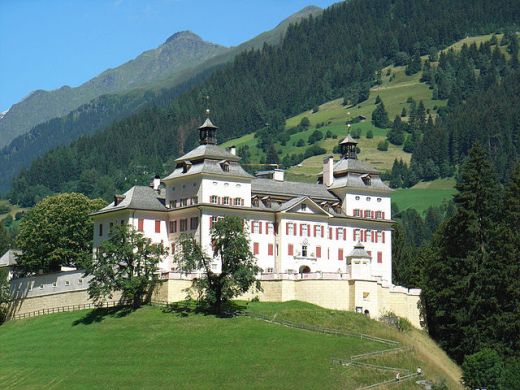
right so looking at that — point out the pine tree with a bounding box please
[422,144,501,363]
[372,100,390,128]
[387,115,405,145]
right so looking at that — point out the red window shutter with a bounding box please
[138,219,144,232]
[265,222,269,234]
[251,220,255,233]
[316,246,321,258]
[259,222,263,234]
[299,224,303,236]
[382,231,386,243]
[321,226,324,238]
[368,250,372,258]
[336,228,339,240]
[286,223,289,235]
[288,244,294,256]
[382,212,385,219]
[343,228,347,241]
[338,249,343,261]
[155,220,161,233]
[371,211,375,219]
[372,231,375,242]
[171,243,175,255]
[352,229,356,240]
[294,223,298,236]
[253,242,259,255]
[329,227,333,239]
[377,251,383,263]
[314,225,317,237]
[268,244,273,256]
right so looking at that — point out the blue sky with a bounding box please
[0,0,338,112]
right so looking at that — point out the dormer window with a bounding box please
[182,161,192,173]
[362,175,371,186]
[220,161,230,172]
[252,197,260,207]
[300,204,307,211]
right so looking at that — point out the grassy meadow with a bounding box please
[0,301,462,389]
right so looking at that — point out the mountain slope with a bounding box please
[0,31,227,148]
[9,0,520,206]
[0,6,323,193]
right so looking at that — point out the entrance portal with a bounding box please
[299,265,311,274]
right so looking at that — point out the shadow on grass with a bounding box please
[72,306,133,326]
[162,301,247,318]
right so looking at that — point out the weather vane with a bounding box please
[204,95,210,117]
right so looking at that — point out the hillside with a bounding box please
[0,6,322,193]
[0,301,462,389]
[0,32,227,149]
[8,0,520,206]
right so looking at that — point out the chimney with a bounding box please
[273,169,284,182]
[229,145,236,155]
[323,156,334,187]
[153,175,161,191]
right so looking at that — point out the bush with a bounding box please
[299,116,310,128]
[304,145,326,159]
[308,130,323,145]
[377,140,389,151]
[462,348,504,390]
[325,130,333,138]
[366,130,374,139]
[351,128,361,139]
[296,139,305,147]
[0,205,10,214]
[312,105,319,113]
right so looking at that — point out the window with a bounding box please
[377,198,382,202]
[234,197,242,206]
[169,221,177,233]
[190,217,199,230]
[268,223,274,235]
[180,219,188,232]
[171,243,176,255]
[99,223,103,236]
[354,209,361,217]
[288,244,294,256]
[366,197,371,202]
[78,279,83,285]
[338,249,344,261]
[210,195,218,204]
[253,242,259,255]
[180,198,188,207]
[287,223,294,236]
[138,219,144,232]
[376,211,382,219]
[353,229,361,242]
[366,230,372,243]
[210,216,218,228]
[39,284,44,289]
[268,244,274,256]
[192,196,198,205]
[267,268,274,273]
[302,224,308,237]
[302,245,308,257]
[338,228,345,241]
[170,200,177,208]
[362,176,372,186]
[223,196,230,205]
[355,196,360,200]
[300,204,307,211]
[316,246,322,258]
[377,251,383,264]
[109,222,113,232]
[65,281,70,286]
[52,282,57,287]
[364,210,371,218]
[155,220,161,233]
[251,221,260,234]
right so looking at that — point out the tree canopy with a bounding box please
[15,193,106,275]
[86,224,165,309]
[176,216,261,313]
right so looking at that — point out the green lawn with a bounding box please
[393,179,457,214]
[0,301,461,389]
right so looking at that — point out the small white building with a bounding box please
[91,117,421,324]
[0,250,20,281]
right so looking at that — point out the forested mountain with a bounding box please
[388,32,520,186]
[0,32,227,148]
[0,6,322,193]
[9,0,520,206]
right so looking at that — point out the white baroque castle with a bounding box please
[92,117,421,326]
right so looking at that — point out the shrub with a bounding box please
[366,130,374,139]
[296,139,305,147]
[312,105,319,113]
[304,145,326,159]
[377,140,389,151]
[0,205,10,214]
[462,348,504,390]
[351,128,361,139]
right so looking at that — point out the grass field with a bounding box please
[392,179,457,214]
[0,301,461,389]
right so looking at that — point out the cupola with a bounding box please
[199,109,218,145]
[339,134,358,159]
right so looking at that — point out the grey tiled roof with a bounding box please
[163,159,253,180]
[329,174,391,192]
[251,178,338,201]
[175,144,240,163]
[332,158,380,174]
[339,135,358,144]
[277,196,306,212]
[93,186,166,215]
[0,250,19,267]
[348,242,370,258]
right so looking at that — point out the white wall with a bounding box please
[200,177,251,206]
